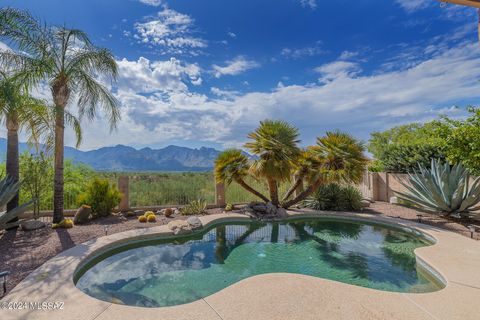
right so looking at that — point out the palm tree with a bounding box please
[215,122,367,215]
[245,120,301,206]
[0,71,82,219]
[214,149,269,202]
[0,8,119,223]
[282,131,367,208]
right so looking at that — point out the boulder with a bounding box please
[360,200,371,208]
[389,196,399,204]
[20,220,46,231]
[186,216,202,230]
[74,205,92,224]
[167,220,192,235]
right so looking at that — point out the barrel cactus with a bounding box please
[0,176,34,229]
[396,159,480,218]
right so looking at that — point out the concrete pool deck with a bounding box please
[1,211,479,320]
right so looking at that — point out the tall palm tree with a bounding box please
[0,71,82,218]
[0,8,119,223]
[245,120,301,206]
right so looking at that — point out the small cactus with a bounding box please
[147,214,156,222]
[225,203,234,211]
[164,208,174,217]
[138,215,147,223]
[52,218,74,229]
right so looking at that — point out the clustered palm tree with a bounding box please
[0,8,119,223]
[215,120,367,213]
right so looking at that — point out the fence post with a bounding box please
[118,176,130,211]
[215,182,226,206]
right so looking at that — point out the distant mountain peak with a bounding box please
[0,138,225,172]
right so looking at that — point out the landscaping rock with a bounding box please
[20,220,46,231]
[74,206,92,224]
[360,200,371,208]
[389,196,399,204]
[186,216,202,230]
[244,202,287,220]
[174,208,181,215]
[125,211,136,217]
[134,210,145,216]
[167,220,192,235]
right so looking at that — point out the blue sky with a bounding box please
[1,0,480,150]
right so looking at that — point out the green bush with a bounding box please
[77,178,122,218]
[303,183,362,211]
[181,199,207,215]
[380,144,446,173]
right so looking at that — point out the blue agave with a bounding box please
[397,159,480,218]
[0,176,33,229]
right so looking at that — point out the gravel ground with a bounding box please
[0,203,478,297]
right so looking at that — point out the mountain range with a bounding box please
[0,138,225,172]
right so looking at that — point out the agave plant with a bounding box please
[396,159,480,218]
[0,176,34,229]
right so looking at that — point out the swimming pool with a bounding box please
[75,218,444,307]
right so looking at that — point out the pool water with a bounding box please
[75,219,444,307]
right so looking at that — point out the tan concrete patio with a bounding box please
[1,211,479,320]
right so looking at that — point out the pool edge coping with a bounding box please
[2,211,480,320]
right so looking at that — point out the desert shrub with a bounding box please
[181,199,207,215]
[77,178,122,218]
[303,183,362,211]
[224,203,234,211]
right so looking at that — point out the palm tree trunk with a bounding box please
[282,176,323,209]
[235,178,269,203]
[282,170,306,202]
[53,107,65,223]
[52,79,70,224]
[267,178,279,207]
[5,116,19,228]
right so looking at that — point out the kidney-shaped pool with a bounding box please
[74,218,445,307]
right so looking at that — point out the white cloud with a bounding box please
[133,8,207,54]
[281,41,325,59]
[395,0,430,12]
[0,41,10,51]
[212,56,260,78]
[228,32,237,38]
[315,61,361,83]
[70,42,479,151]
[138,0,162,6]
[298,0,317,9]
[339,50,359,60]
[116,57,202,94]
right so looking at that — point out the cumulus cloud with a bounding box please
[138,0,162,6]
[116,57,202,93]
[315,61,361,83]
[212,56,260,78]
[133,8,207,54]
[68,42,480,151]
